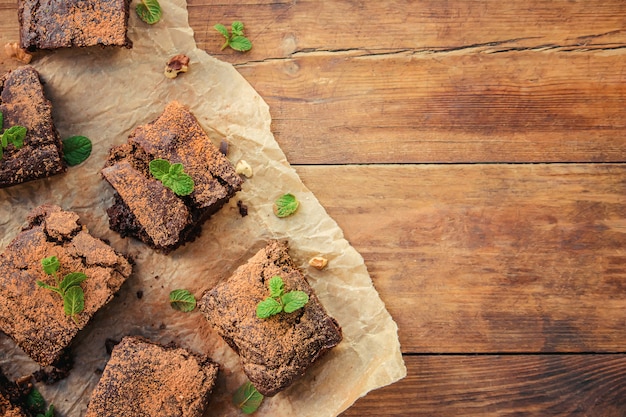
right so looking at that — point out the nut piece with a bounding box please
[4,42,32,64]
[235,160,253,178]
[308,256,328,270]
[164,54,190,79]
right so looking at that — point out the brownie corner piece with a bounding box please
[199,240,343,397]
[0,204,133,367]
[0,65,66,188]
[101,101,243,253]
[85,336,219,417]
[18,0,132,50]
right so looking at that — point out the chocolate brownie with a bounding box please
[101,101,243,253]
[0,369,28,417]
[0,205,133,367]
[0,66,66,188]
[18,0,132,50]
[199,240,343,397]
[85,336,219,417]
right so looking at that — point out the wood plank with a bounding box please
[236,51,626,163]
[341,354,626,416]
[295,164,626,353]
[188,0,626,63]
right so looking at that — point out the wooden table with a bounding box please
[2,1,626,415]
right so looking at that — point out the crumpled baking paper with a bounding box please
[0,0,406,415]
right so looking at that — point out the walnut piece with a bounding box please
[164,54,190,79]
[4,42,32,64]
[308,256,329,270]
[235,160,253,178]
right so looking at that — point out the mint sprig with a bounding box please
[214,21,252,52]
[149,159,195,196]
[0,111,27,160]
[62,135,92,166]
[233,381,264,414]
[256,276,309,319]
[36,256,87,324]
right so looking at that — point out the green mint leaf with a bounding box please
[36,280,63,296]
[63,286,84,321]
[136,0,162,24]
[281,290,309,313]
[59,272,87,293]
[233,381,264,414]
[3,125,27,149]
[229,36,252,52]
[273,193,299,217]
[62,136,92,166]
[256,297,283,319]
[25,388,46,412]
[268,276,284,298]
[169,289,196,312]
[169,173,195,196]
[149,159,171,180]
[231,21,244,36]
[214,23,229,38]
[169,162,184,176]
[37,404,54,417]
[41,256,60,275]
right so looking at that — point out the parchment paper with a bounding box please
[0,1,406,415]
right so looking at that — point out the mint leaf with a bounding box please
[229,36,253,52]
[136,0,162,24]
[169,162,184,176]
[59,272,88,293]
[37,404,54,417]
[62,136,92,166]
[3,125,26,149]
[63,286,84,322]
[26,388,46,412]
[41,256,60,275]
[149,158,170,180]
[273,193,299,217]
[256,298,282,319]
[231,21,244,36]
[268,276,284,298]
[169,174,194,196]
[281,290,309,313]
[233,381,264,414]
[169,289,196,312]
[36,280,63,296]
[214,23,229,38]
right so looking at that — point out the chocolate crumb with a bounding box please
[32,350,73,384]
[219,140,229,155]
[237,200,248,217]
[136,290,144,299]
[159,323,167,330]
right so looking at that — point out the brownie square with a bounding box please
[101,101,243,253]
[85,336,219,417]
[199,240,343,397]
[0,369,28,417]
[0,66,66,188]
[18,0,132,50]
[0,204,133,367]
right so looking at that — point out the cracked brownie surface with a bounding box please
[0,204,133,367]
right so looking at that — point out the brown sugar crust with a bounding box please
[0,66,66,188]
[85,336,219,417]
[0,204,133,367]
[101,101,243,253]
[18,0,132,50]
[199,240,343,397]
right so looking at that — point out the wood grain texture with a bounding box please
[186,0,626,164]
[341,355,626,417]
[296,164,626,353]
